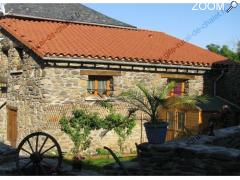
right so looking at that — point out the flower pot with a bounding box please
[144,121,168,144]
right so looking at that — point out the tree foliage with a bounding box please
[59,102,137,155]
[59,109,102,157]
[207,43,240,62]
[237,41,240,57]
[100,101,136,153]
[121,82,208,124]
[104,111,136,152]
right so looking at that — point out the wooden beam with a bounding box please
[80,70,121,76]
[160,73,196,80]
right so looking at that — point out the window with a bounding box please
[88,76,113,96]
[168,79,187,96]
[0,83,7,98]
[167,111,174,129]
[1,86,7,94]
[177,112,186,130]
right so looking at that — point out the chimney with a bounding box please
[0,3,5,16]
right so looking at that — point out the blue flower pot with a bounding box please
[144,122,168,144]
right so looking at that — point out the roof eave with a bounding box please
[42,56,212,71]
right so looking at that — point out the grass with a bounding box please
[63,153,137,174]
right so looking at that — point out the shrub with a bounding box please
[100,101,136,153]
[59,109,102,158]
[96,148,109,155]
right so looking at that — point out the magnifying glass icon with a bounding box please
[226,1,238,13]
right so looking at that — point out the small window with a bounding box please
[0,83,7,98]
[177,112,186,130]
[1,87,7,94]
[167,111,174,129]
[88,76,114,96]
[168,79,187,96]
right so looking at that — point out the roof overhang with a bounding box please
[43,56,212,71]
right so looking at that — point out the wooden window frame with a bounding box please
[168,79,187,96]
[88,76,113,97]
[176,111,186,131]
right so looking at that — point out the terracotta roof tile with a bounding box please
[0,16,227,66]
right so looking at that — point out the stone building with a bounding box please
[0,9,237,153]
[215,60,240,107]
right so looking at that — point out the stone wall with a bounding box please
[0,33,9,76]
[40,67,204,104]
[217,62,240,107]
[0,104,6,142]
[20,102,149,154]
[39,119,148,154]
[0,36,45,144]
[136,126,240,175]
[188,75,204,95]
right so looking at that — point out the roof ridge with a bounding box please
[4,3,135,28]
[2,14,138,30]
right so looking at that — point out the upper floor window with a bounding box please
[168,79,187,96]
[88,76,114,96]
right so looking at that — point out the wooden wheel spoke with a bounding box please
[43,155,58,159]
[39,164,48,175]
[27,139,34,153]
[21,160,33,169]
[39,136,48,154]
[36,134,39,152]
[21,147,32,155]
[40,144,56,155]
[32,163,40,175]
[16,132,62,174]
[18,157,30,160]
[41,159,54,168]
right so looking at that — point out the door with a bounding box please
[7,107,18,147]
[176,112,186,138]
[166,111,186,141]
[166,111,175,141]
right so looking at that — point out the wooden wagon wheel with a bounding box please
[16,132,62,175]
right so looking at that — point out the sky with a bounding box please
[85,3,240,51]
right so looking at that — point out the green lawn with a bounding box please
[63,153,137,173]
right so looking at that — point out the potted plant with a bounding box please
[122,82,208,144]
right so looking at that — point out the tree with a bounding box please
[59,102,137,156]
[237,41,240,57]
[206,44,221,54]
[100,101,136,153]
[121,82,208,124]
[104,112,136,153]
[59,109,102,158]
[207,43,240,62]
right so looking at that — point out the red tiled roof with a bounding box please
[0,16,227,66]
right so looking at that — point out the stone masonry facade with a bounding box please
[0,33,206,154]
[216,62,240,107]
